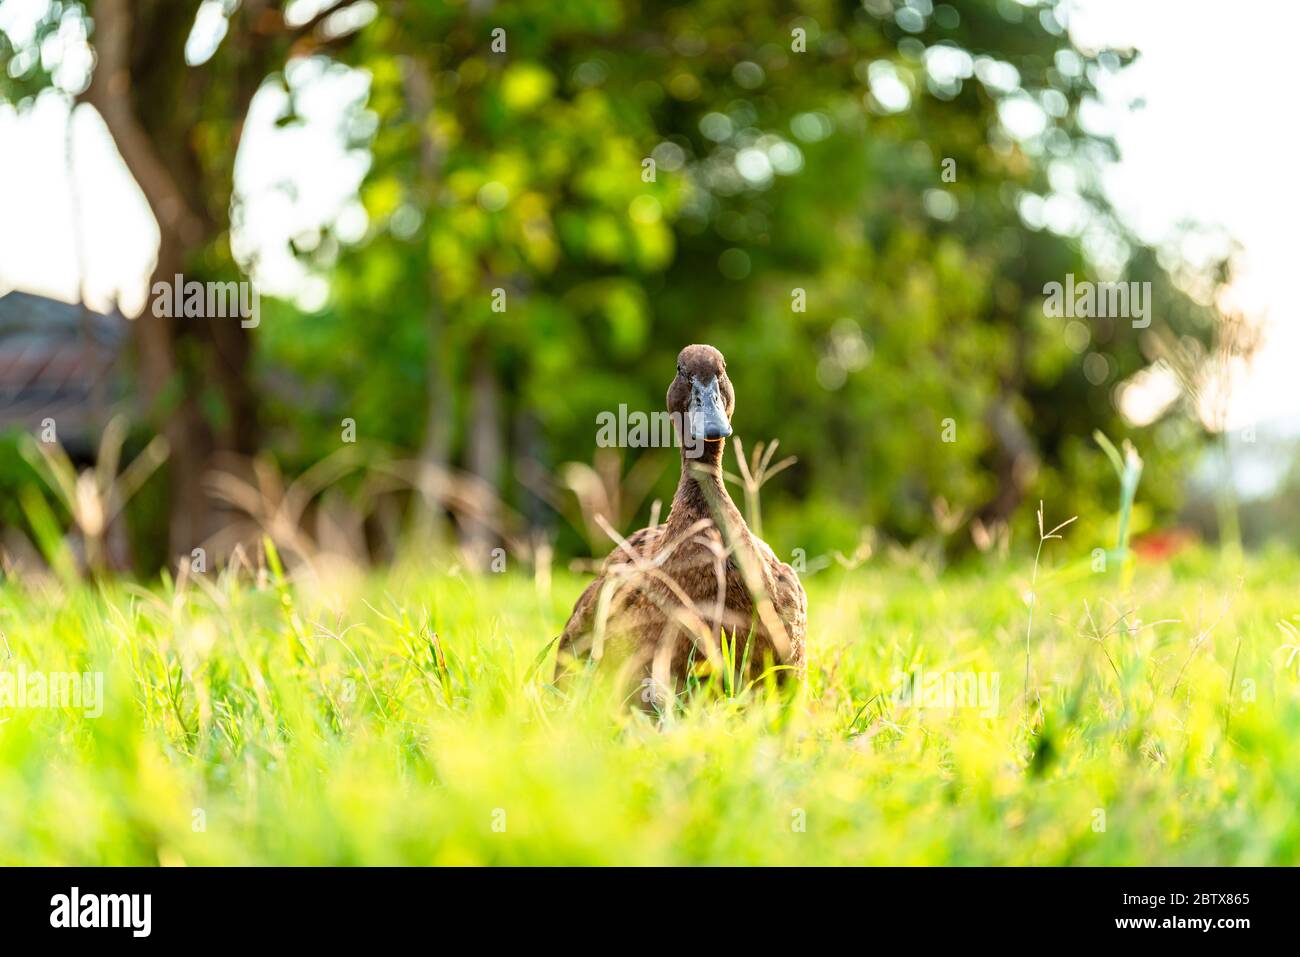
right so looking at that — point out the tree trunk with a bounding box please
[77,0,370,561]
[465,345,502,565]
[401,56,454,536]
[82,0,259,559]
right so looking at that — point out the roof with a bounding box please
[0,291,129,452]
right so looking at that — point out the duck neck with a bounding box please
[668,440,743,532]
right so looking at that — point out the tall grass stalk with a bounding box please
[1024,501,1076,727]
[1094,430,1144,578]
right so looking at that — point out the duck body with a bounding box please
[554,345,806,702]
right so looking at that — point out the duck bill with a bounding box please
[695,405,732,442]
[689,377,732,445]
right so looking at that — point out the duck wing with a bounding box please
[553,523,665,680]
[749,534,808,669]
[770,555,807,668]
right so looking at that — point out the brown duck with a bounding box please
[554,344,807,703]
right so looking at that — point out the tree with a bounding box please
[264,0,1221,557]
[7,1,1231,566]
[2,0,372,559]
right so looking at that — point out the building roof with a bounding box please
[0,290,128,453]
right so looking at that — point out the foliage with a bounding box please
[2,1,1233,566]
[259,0,1223,558]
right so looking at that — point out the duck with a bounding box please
[554,344,807,704]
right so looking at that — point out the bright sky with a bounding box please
[1069,0,1300,432]
[1,0,1296,433]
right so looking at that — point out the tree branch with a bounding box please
[78,0,205,247]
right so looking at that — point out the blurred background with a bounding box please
[0,0,1296,578]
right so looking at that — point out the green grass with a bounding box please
[1,546,1298,865]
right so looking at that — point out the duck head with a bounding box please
[668,344,734,461]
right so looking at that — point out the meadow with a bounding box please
[2,537,1297,867]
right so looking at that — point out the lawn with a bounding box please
[2,545,1297,865]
